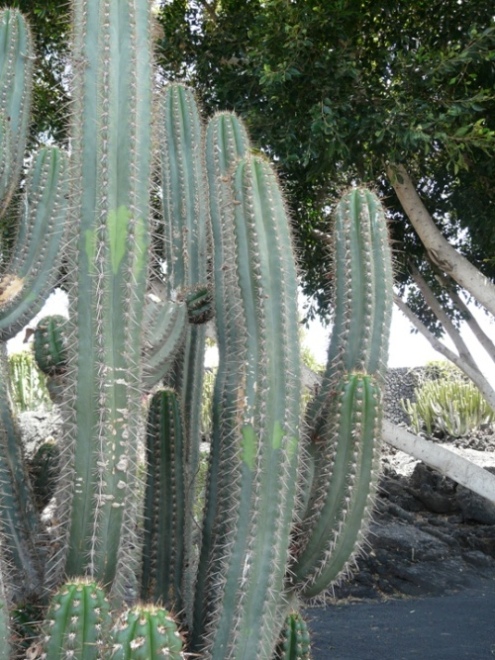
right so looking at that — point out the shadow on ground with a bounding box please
[305,577,495,660]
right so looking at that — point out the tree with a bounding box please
[156,1,495,296]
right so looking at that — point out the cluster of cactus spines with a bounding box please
[141,388,186,612]
[39,579,111,659]
[111,604,184,660]
[274,611,311,660]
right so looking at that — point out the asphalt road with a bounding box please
[305,577,495,660]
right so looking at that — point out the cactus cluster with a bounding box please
[0,1,394,658]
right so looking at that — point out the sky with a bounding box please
[7,287,495,390]
[301,296,495,387]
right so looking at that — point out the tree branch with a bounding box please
[393,294,495,410]
[383,421,495,504]
[410,264,478,372]
[387,164,495,318]
[435,271,495,365]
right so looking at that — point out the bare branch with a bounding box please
[393,294,495,409]
[410,264,478,372]
[387,164,495,318]
[383,421,495,504]
[435,271,495,365]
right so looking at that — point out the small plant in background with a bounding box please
[402,361,495,437]
[7,350,51,413]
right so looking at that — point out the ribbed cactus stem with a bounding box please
[293,188,393,599]
[111,604,185,660]
[0,147,68,339]
[0,9,33,214]
[33,315,68,375]
[160,83,209,294]
[0,346,43,600]
[141,389,186,612]
[159,83,211,625]
[193,154,301,658]
[274,611,311,660]
[293,373,382,598]
[54,0,153,595]
[40,579,111,660]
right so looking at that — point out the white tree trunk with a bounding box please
[383,420,495,504]
[387,164,495,318]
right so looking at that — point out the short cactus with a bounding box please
[33,315,68,376]
[111,605,184,660]
[274,611,311,660]
[39,579,111,660]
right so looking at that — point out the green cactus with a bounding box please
[0,1,395,657]
[27,439,60,511]
[274,611,311,660]
[39,579,111,660]
[292,189,393,599]
[140,389,186,612]
[111,604,184,660]
[33,315,68,376]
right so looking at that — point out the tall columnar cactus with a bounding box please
[0,1,395,657]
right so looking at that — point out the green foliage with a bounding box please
[402,362,495,436]
[8,350,51,412]
[156,0,495,323]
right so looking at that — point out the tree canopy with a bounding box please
[156,0,495,323]
[1,0,495,332]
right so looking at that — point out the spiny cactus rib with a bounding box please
[111,604,185,660]
[160,83,209,294]
[193,155,301,658]
[0,578,9,660]
[0,9,33,214]
[293,373,382,598]
[0,147,69,340]
[141,389,186,612]
[55,0,153,595]
[40,579,111,660]
[274,611,311,660]
[0,346,43,599]
[304,189,390,432]
[159,83,211,627]
[33,315,68,376]
[142,295,187,390]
